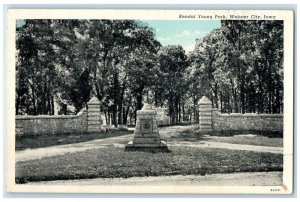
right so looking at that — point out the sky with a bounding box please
[16,19,221,53]
[141,20,221,53]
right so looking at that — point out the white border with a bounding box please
[5,8,295,195]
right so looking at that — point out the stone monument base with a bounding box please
[125,141,170,153]
[125,103,170,153]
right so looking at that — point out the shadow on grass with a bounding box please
[16,129,133,151]
[167,129,202,142]
[210,130,283,138]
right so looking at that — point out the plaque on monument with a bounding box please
[140,119,153,134]
[125,103,170,152]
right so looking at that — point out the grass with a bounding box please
[16,129,133,151]
[164,130,199,142]
[199,130,283,138]
[163,127,283,147]
[16,146,283,183]
[202,135,283,147]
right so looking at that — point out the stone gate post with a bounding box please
[199,96,213,134]
[87,97,102,133]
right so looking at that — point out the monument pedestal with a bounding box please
[125,104,170,153]
[125,140,170,153]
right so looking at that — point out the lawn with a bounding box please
[202,135,283,147]
[16,146,283,183]
[162,126,283,148]
[16,129,133,151]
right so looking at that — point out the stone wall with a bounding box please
[15,97,103,136]
[16,109,88,136]
[211,109,283,134]
[199,96,283,135]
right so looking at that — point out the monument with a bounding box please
[125,103,170,153]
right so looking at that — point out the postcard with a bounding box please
[6,9,294,194]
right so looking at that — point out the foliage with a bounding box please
[189,20,283,113]
[16,20,160,120]
[155,45,190,123]
[16,20,57,115]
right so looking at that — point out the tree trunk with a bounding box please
[220,91,223,112]
[274,85,281,113]
[182,102,185,122]
[112,72,119,127]
[31,84,37,115]
[124,96,132,125]
[135,87,144,124]
[16,93,21,115]
[174,95,179,124]
[193,94,199,123]
[154,91,158,107]
[230,79,238,113]
[177,96,181,123]
[214,83,219,109]
[169,93,174,124]
[240,77,245,114]
[104,112,108,125]
[118,83,126,125]
[51,96,54,115]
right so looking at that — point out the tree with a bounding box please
[157,45,190,124]
[189,20,283,114]
[16,20,57,115]
[16,19,161,122]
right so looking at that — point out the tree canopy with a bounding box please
[190,20,283,114]
[16,19,283,125]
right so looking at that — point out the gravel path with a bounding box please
[16,125,283,162]
[15,134,133,162]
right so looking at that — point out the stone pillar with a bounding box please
[87,97,101,133]
[199,96,213,134]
